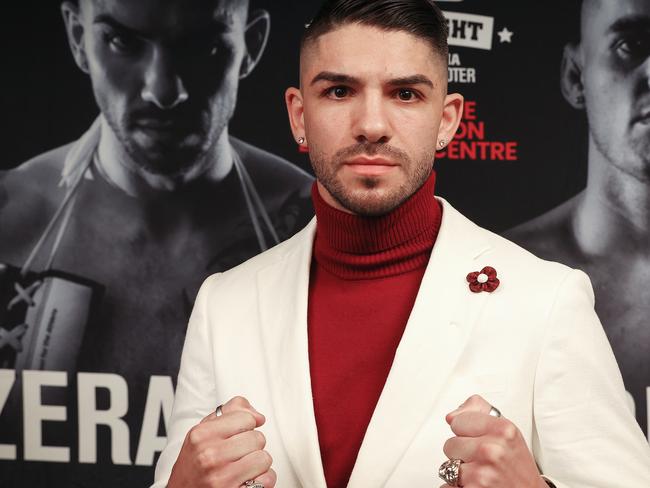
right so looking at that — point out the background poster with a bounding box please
[0,1,647,486]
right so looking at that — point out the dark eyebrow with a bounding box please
[609,15,650,34]
[93,13,234,40]
[310,71,434,89]
[387,74,434,89]
[310,71,360,86]
[93,14,147,38]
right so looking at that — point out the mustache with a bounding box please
[334,142,410,164]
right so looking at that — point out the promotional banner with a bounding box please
[1,1,647,486]
[435,0,649,443]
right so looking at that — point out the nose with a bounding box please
[352,91,392,144]
[141,48,189,109]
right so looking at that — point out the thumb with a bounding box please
[222,396,266,427]
[445,394,491,425]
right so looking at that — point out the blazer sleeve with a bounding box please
[151,274,221,488]
[532,269,650,487]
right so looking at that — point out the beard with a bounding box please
[310,141,435,216]
[587,103,650,184]
[98,96,232,178]
[118,117,221,178]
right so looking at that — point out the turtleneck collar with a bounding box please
[312,171,442,280]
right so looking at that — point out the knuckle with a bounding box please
[442,437,455,457]
[231,395,250,408]
[468,394,484,405]
[256,467,278,488]
[498,421,518,442]
[255,430,267,449]
[237,430,259,453]
[233,411,256,431]
[187,426,203,447]
[478,442,503,464]
[195,448,215,472]
[449,415,465,433]
[477,442,493,462]
[242,411,257,430]
[267,468,278,487]
[258,449,273,469]
[474,465,496,487]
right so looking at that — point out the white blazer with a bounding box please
[153,198,650,487]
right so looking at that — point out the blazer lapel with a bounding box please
[256,221,328,488]
[348,199,493,487]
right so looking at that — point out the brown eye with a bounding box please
[332,86,348,98]
[398,89,415,101]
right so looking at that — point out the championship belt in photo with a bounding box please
[0,263,101,372]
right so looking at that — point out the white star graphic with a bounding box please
[497,27,514,43]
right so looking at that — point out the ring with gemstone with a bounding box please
[438,458,462,486]
[488,405,502,418]
[243,481,264,488]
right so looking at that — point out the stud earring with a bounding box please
[575,94,585,105]
[438,140,446,148]
[297,137,305,145]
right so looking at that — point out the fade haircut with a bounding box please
[301,0,449,64]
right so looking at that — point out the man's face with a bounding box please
[580,0,650,182]
[74,0,250,176]
[292,24,458,216]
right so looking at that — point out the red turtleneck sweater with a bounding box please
[308,172,442,488]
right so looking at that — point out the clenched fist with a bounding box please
[441,395,547,488]
[168,396,276,488]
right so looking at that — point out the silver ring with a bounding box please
[438,458,462,486]
[243,481,264,488]
[488,405,502,418]
[215,404,223,417]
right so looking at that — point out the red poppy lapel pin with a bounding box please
[466,266,500,293]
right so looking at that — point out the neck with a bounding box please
[574,138,650,254]
[96,117,233,197]
[312,172,441,279]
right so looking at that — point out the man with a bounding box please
[153,1,650,487]
[506,0,650,436]
[0,0,311,485]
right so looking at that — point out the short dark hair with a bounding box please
[302,0,449,62]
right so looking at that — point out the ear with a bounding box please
[560,42,585,109]
[239,9,271,79]
[437,93,464,150]
[61,1,90,74]
[285,86,306,145]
